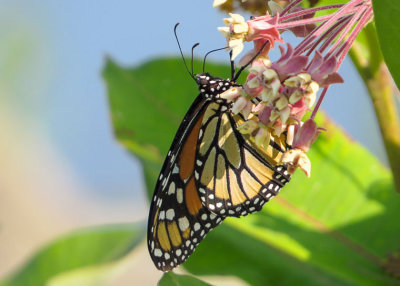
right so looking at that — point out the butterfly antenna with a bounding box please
[174,23,195,80]
[191,43,200,76]
[202,46,228,73]
[233,40,269,82]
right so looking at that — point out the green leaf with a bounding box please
[158,272,212,286]
[104,58,400,285]
[372,0,400,88]
[1,224,145,286]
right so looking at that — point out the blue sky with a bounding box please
[0,0,386,204]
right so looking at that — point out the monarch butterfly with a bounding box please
[147,24,291,272]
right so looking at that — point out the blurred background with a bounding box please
[0,0,386,284]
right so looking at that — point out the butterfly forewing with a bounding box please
[147,94,224,272]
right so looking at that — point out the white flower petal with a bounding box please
[232,97,247,114]
[229,13,245,24]
[262,69,278,81]
[217,26,230,37]
[233,23,249,34]
[230,41,244,60]
[280,107,290,124]
[237,120,258,134]
[276,96,288,110]
[247,77,260,88]
[220,87,241,100]
[248,65,265,75]
[286,124,295,146]
[213,0,228,7]
[289,90,303,104]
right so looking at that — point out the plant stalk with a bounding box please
[350,45,400,192]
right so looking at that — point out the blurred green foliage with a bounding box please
[159,272,212,286]
[1,224,144,286]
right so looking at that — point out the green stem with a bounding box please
[349,26,400,193]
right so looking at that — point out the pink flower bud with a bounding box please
[292,119,321,152]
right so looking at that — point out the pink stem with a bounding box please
[317,17,352,54]
[293,0,364,54]
[280,0,303,16]
[280,4,344,22]
[326,6,367,58]
[276,14,334,29]
[335,7,373,69]
[311,86,329,119]
[300,16,350,57]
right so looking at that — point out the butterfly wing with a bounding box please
[147,95,224,272]
[195,102,291,217]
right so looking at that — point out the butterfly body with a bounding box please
[148,73,291,272]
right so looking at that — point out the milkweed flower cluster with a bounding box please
[216,0,373,176]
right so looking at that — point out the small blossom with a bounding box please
[232,96,248,114]
[284,73,311,88]
[275,95,288,110]
[286,124,296,146]
[289,98,309,122]
[228,39,245,60]
[231,91,254,119]
[218,13,249,60]
[284,73,319,108]
[247,65,281,102]
[254,126,271,149]
[280,149,311,177]
[306,52,344,87]
[304,81,319,108]
[237,118,258,134]
[292,119,323,152]
[279,105,291,123]
[246,13,283,48]
[219,86,242,101]
[271,44,308,81]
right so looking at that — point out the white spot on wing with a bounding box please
[166,209,175,220]
[154,249,162,257]
[178,217,189,231]
[176,188,183,203]
[168,182,176,195]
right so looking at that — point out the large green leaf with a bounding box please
[1,224,145,286]
[159,272,212,286]
[372,0,400,88]
[103,58,400,285]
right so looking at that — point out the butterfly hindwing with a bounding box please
[147,95,224,272]
[195,103,291,217]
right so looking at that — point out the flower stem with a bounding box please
[280,4,344,21]
[367,64,400,192]
[350,34,400,193]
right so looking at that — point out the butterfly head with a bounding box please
[195,73,235,100]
